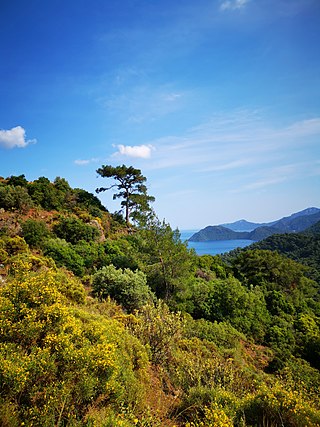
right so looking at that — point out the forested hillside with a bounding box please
[0,173,320,426]
[250,223,320,284]
[189,208,320,242]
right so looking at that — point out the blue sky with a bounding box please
[1,0,319,229]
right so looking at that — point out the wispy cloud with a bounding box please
[220,0,251,11]
[103,84,186,124]
[0,126,36,149]
[279,117,320,138]
[113,144,155,159]
[239,176,287,191]
[230,163,302,193]
[74,159,91,166]
[198,158,254,172]
[74,158,100,166]
[140,110,320,197]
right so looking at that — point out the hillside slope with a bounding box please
[1,174,320,426]
[190,208,320,242]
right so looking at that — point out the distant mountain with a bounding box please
[189,226,248,242]
[221,207,320,232]
[272,210,320,233]
[189,208,320,242]
[247,226,280,241]
[221,219,264,232]
[287,207,320,220]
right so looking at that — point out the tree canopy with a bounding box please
[96,164,154,226]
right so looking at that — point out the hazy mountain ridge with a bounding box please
[221,219,267,232]
[189,208,320,242]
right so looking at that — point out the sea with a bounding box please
[179,230,253,256]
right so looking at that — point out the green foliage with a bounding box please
[0,175,108,216]
[127,300,184,365]
[132,218,196,302]
[92,265,154,312]
[74,240,109,271]
[184,316,246,349]
[43,238,85,276]
[1,236,29,256]
[196,254,229,280]
[241,382,320,427]
[185,276,270,342]
[0,185,34,212]
[295,313,320,369]
[96,164,154,226]
[103,237,140,270]
[230,248,320,366]
[20,218,50,248]
[1,171,320,426]
[252,229,320,284]
[6,174,28,187]
[0,260,149,426]
[232,249,308,292]
[53,216,101,244]
[73,187,107,217]
[265,290,295,316]
[27,176,62,210]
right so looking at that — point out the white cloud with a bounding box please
[114,144,155,159]
[0,126,36,149]
[220,0,250,11]
[74,157,100,166]
[74,159,91,166]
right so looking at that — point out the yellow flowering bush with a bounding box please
[0,259,149,426]
[7,252,85,303]
[241,382,320,427]
[185,405,233,427]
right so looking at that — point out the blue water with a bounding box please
[179,230,253,256]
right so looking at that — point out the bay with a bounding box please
[179,230,253,256]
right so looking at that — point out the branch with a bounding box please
[95,184,118,193]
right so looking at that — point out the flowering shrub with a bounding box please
[0,260,149,426]
[241,382,320,427]
[185,405,233,427]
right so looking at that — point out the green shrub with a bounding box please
[43,238,85,276]
[0,185,33,212]
[103,238,140,270]
[127,300,184,365]
[53,216,100,244]
[185,317,246,349]
[187,276,270,342]
[20,219,50,248]
[92,265,154,312]
[74,240,109,272]
[2,236,29,255]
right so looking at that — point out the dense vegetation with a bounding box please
[250,227,320,285]
[0,173,319,426]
